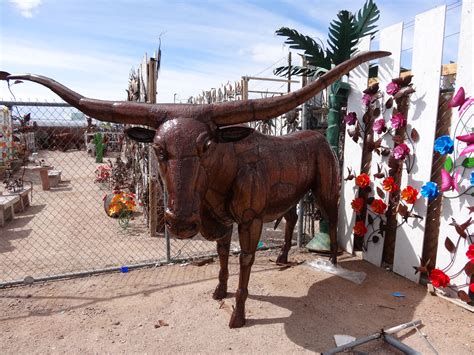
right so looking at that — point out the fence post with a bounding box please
[148,146,158,238]
[337,36,371,254]
[392,5,446,282]
[435,0,473,294]
[362,22,403,267]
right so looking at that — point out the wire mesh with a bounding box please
[0,102,168,285]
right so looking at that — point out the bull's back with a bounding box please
[238,130,326,220]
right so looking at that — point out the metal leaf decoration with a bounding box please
[275,27,332,71]
[410,128,420,143]
[458,290,472,303]
[465,261,474,277]
[461,157,474,168]
[444,237,456,253]
[449,217,472,239]
[444,156,453,172]
[367,214,374,225]
[327,10,358,66]
[376,187,385,199]
[354,0,380,38]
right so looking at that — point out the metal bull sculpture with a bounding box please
[1,50,389,327]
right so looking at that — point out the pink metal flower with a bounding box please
[456,133,474,145]
[344,112,357,126]
[372,119,386,134]
[460,145,474,157]
[386,81,400,96]
[362,94,372,106]
[448,87,465,108]
[440,168,460,192]
[390,112,407,129]
[393,143,410,160]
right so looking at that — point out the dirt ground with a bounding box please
[1,251,472,354]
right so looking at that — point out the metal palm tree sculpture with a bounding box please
[275,0,380,249]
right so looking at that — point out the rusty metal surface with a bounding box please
[1,51,389,328]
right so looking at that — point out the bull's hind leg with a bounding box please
[212,229,232,300]
[276,207,297,265]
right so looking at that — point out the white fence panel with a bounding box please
[337,36,370,253]
[393,5,447,282]
[436,0,473,294]
[363,22,403,266]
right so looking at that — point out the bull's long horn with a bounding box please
[207,51,391,126]
[0,72,210,128]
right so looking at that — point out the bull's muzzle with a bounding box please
[164,210,201,239]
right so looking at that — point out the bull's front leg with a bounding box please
[212,231,232,300]
[229,218,262,328]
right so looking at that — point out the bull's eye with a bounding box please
[203,139,212,152]
[158,150,168,161]
[156,147,167,161]
[196,132,213,155]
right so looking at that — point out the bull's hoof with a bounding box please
[212,284,227,300]
[229,311,246,328]
[276,253,288,265]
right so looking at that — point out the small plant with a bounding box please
[93,132,104,163]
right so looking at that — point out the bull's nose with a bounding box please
[164,210,200,238]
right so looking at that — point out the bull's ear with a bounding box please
[216,126,254,143]
[125,127,156,143]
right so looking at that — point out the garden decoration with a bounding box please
[424,87,474,303]
[0,50,390,328]
[103,191,137,229]
[275,0,380,249]
[93,132,105,163]
[344,76,419,255]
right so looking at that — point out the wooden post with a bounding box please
[241,77,249,100]
[287,52,292,93]
[148,145,158,238]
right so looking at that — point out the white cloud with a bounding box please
[9,0,42,18]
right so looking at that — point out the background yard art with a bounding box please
[338,1,473,304]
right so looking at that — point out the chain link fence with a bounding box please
[0,101,290,286]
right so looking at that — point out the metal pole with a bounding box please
[297,102,307,248]
[323,333,381,354]
[384,334,421,355]
[164,188,171,262]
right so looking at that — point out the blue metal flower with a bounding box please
[470,171,474,186]
[434,135,454,155]
[421,181,439,200]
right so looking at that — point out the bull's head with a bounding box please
[1,51,389,238]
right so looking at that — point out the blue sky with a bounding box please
[0,0,461,103]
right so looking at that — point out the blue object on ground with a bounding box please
[392,292,405,298]
[120,266,129,273]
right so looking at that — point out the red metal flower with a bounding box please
[401,186,418,204]
[429,268,450,288]
[355,173,370,188]
[353,221,368,236]
[371,199,387,214]
[382,177,398,193]
[351,198,364,213]
[467,244,474,262]
[470,283,474,293]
